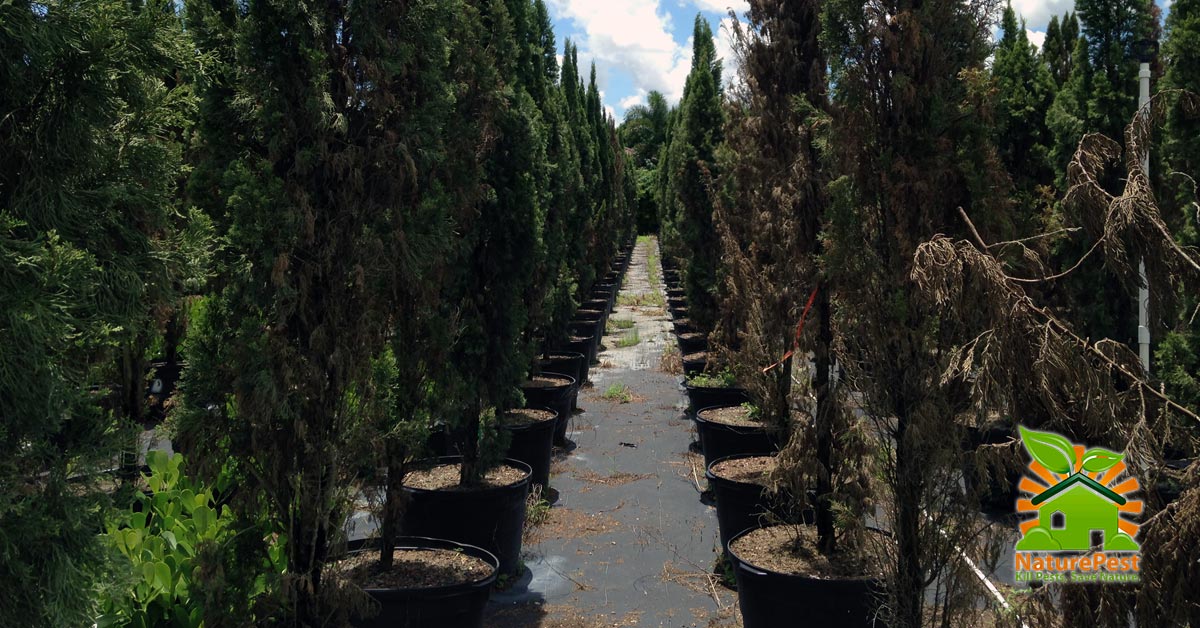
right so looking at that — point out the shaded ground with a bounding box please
[486,237,741,627]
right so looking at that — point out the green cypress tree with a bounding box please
[1044,15,1064,83]
[177,0,474,621]
[0,1,199,624]
[655,106,680,253]
[1044,11,1081,87]
[663,15,724,332]
[1156,0,1200,417]
[1048,35,1093,186]
[441,0,548,484]
[1076,0,1154,140]
[993,3,1057,225]
[529,2,582,352]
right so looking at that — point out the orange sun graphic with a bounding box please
[1016,444,1142,539]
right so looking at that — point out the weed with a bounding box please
[616,328,641,348]
[617,292,665,308]
[609,318,635,330]
[659,345,682,374]
[602,383,633,403]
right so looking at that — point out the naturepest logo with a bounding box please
[1013,426,1141,584]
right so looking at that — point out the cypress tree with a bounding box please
[529,2,582,352]
[1076,0,1154,140]
[0,1,199,624]
[993,3,1057,224]
[1044,15,1064,83]
[663,15,724,332]
[441,0,548,484]
[562,41,599,294]
[1044,11,1081,87]
[177,0,472,621]
[715,0,868,556]
[1048,35,1094,187]
[822,0,1008,622]
[1156,0,1200,417]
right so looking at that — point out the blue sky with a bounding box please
[545,0,1174,122]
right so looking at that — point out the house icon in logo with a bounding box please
[1015,426,1141,552]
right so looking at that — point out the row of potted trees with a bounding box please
[355,240,635,627]
[2,1,640,626]
[656,1,1200,626]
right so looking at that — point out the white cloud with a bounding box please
[548,0,693,104]
[619,89,648,111]
[687,0,749,15]
[1026,29,1047,50]
[713,15,741,88]
[1009,0,1074,30]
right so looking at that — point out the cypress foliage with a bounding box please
[662,15,724,332]
[441,0,548,485]
[177,0,473,622]
[1157,0,1200,417]
[530,1,583,352]
[1076,0,1154,141]
[1043,11,1081,88]
[993,3,1057,224]
[0,1,200,624]
[562,41,599,294]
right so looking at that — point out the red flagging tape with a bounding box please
[762,286,819,374]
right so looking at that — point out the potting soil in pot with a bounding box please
[337,549,492,589]
[404,463,527,491]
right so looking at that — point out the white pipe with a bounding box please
[1138,61,1151,375]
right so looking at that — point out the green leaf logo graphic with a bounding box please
[1080,447,1124,473]
[1019,426,1076,474]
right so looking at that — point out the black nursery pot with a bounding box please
[521,373,577,446]
[706,455,788,554]
[575,308,607,333]
[537,351,587,390]
[684,383,748,415]
[583,298,610,315]
[503,410,557,488]
[694,406,778,469]
[676,332,707,356]
[682,353,708,376]
[349,537,498,628]
[567,321,602,356]
[561,334,598,367]
[728,527,883,628]
[401,457,532,577]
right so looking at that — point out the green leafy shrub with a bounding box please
[98,452,283,628]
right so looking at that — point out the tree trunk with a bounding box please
[458,399,483,486]
[289,466,331,628]
[379,442,408,570]
[894,413,925,628]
